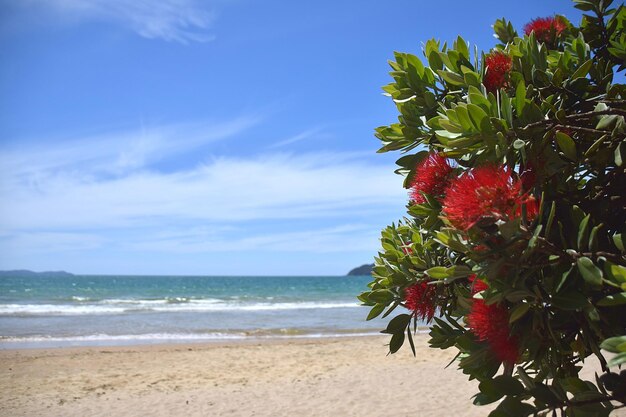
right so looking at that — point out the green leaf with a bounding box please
[530,383,560,406]
[425,266,448,279]
[552,290,589,310]
[438,70,466,86]
[366,303,386,320]
[369,289,394,303]
[406,326,416,356]
[556,267,573,293]
[447,265,473,279]
[474,392,502,406]
[493,18,518,43]
[585,134,607,157]
[615,142,625,167]
[596,115,620,130]
[493,375,525,395]
[381,301,400,319]
[577,214,591,251]
[588,224,602,252]
[545,201,557,237]
[499,217,521,240]
[381,313,411,334]
[463,70,481,88]
[509,303,531,323]
[600,336,626,353]
[455,35,469,59]
[613,233,625,252]
[426,41,444,70]
[607,264,626,283]
[597,292,626,306]
[560,377,589,395]
[477,379,505,404]
[577,257,603,287]
[571,59,593,79]
[501,91,513,127]
[515,80,526,114]
[467,103,489,131]
[574,1,595,11]
[491,396,535,417]
[555,131,577,160]
[454,105,475,132]
[388,331,405,354]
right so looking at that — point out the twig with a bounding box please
[553,124,608,135]
[519,109,626,131]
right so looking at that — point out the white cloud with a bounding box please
[0,121,406,265]
[0,151,405,230]
[123,224,381,253]
[1,115,262,180]
[269,128,326,148]
[27,0,217,43]
[1,232,105,254]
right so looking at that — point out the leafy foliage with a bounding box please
[363,1,626,415]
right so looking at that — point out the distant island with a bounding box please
[0,270,74,278]
[347,264,374,276]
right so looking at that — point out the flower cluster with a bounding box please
[467,276,519,364]
[524,16,567,45]
[468,297,519,364]
[442,164,538,231]
[409,153,454,204]
[469,274,488,294]
[403,281,437,323]
[483,51,512,93]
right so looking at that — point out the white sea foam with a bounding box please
[0,300,360,316]
[0,332,247,345]
[0,331,387,348]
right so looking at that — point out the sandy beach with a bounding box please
[1,335,623,417]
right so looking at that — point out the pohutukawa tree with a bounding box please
[359,1,626,415]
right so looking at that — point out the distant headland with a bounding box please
[347,264,374,276]
[0,270,74,278]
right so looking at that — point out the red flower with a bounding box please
[442,164,538,231]
[483,51,512,93]
[404,282,437,323]
[518,195,539,222]
[469,274,488,294]
[520,167,537,192]
[409,153,454,204]
[524,16,567,44]
[468,298,519,364]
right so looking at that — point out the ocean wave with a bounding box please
[0,332,247,343]
[0,330,386,347]
[0,300,361,316]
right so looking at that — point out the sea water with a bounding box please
[0,274,393,348]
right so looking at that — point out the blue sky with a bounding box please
[0,0,582,275]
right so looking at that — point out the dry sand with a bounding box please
[1,335,623,417]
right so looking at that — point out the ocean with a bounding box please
[0,274,393,349]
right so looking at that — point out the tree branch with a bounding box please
[519,109,626,132]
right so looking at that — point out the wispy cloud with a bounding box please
[26,0,218,43]
[123,224,380,254]
[0,150,404,230]
[1,115,262,180]
[0,120,406,271]
[269,128,327,148]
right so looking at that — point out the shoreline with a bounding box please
[0,331,388,351]
[0,326,433,350]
